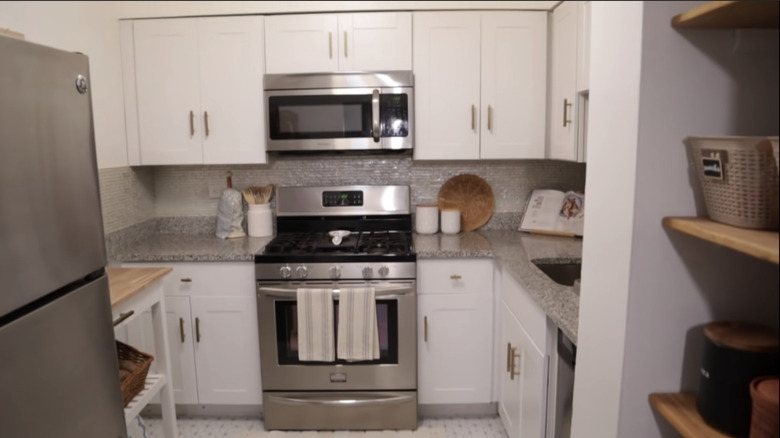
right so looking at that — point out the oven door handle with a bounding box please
[267,393,415,407]
[257,285,414,298]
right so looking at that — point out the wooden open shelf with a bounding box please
[672,1,779,29]
[649,392,736,438]
[663,217,779,265]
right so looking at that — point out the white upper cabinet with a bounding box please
[413,12,547,160]
[548,1,590,162]
[264,12,412,74]
[123,16,266,165]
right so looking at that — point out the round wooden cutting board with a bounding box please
[437,174,495,231]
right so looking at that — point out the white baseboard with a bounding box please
[418,403,498,417]
[141,402,497,419]
[141,404,263,418]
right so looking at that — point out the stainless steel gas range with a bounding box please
[255,185,417,431]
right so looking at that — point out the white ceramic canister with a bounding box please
[247,203,273,237]
[440,209,461,234]
[415,203,439,234]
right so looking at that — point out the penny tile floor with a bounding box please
[136,416,508,438]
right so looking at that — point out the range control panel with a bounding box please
[322,190,363,207]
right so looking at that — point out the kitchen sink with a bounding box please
[533,262,582,286]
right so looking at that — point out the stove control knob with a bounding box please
[279,265,292,279]
[296,266,308,279]
[378,266,390,278]
[329,266,341,280]
[362,266,373,279]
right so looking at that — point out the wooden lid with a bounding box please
[750,376,779,405]
[703,321,779,352]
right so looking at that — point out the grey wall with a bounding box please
[99,155,586,234]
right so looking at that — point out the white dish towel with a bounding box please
[337,287,380,361]
[296,288,335,362]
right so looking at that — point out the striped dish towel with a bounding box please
[296,288,335,362]
[337,287,380,361]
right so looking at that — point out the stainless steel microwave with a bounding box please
[264,71,413,153]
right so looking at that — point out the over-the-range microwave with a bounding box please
[264,71,413,153]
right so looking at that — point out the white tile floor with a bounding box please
[137,415,508,438]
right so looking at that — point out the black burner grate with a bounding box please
[262,231,412,256]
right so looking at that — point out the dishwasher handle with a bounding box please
[558,329,577,367]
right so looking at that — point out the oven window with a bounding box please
[274,300,399,365]
[268,95,372,140]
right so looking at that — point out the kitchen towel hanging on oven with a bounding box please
[338,287,380,361]
[296,288,335,362]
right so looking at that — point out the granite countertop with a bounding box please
[415,230,582,344]
[111,233,273,263]
[112,229,581,344]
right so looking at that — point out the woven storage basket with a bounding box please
[684,136,779,230]
[117,341,153,406]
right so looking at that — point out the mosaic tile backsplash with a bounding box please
[98,166,155,234]
[99,154,586,235]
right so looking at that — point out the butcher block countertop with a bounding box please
[107,267,172,307]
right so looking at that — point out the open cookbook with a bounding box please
[519,190,585,237]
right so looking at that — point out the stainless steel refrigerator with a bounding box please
[0,35,128,437]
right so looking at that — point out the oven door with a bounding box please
[265,87,412,152]
[257,280,416,391]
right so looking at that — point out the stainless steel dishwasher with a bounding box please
[547,328,577,438]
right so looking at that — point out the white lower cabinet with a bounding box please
[499,302,548,438]
[417,259,494,405]
[122,262,262,406]
[498,268,551,438]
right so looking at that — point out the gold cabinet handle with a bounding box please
[450,274,462,281]
[179,317,185,343]
[195,317,201,343]
[563,98,572,127]
[510,347,521,380]
[343,31,348,58]
[189,110,195,136]
[112,310,134,327]
[204,111,210,137]
[506,342,512,372]
[424,316,428,342]
[471,105,476,131]
[488,105,493,132]
[181,278,192,283]
[328,32,333,59]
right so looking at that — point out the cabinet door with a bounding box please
[576,1,591,92]
[480,12,547,160]
[418,294,494,404]
[133,19,203,165]
[499,303,548,438]
[338,12,412,72]
[498,303,523,438]
[191,296,262,405]
[413,12,481,160]
[265,14,339,74]
[548,1,579,161]
[124,296,199,405]
[198,17,266,164]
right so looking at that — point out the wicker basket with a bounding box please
[117,341,153,406]
[685,136,779,230]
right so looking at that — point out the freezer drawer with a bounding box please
[0,275,127,438]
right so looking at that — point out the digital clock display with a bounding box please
[322,190,363,207]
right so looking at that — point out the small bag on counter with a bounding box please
[216,173,246,239]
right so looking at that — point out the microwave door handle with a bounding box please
[372,89,380,143]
